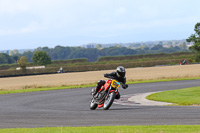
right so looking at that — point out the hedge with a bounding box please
[0,59,181,77]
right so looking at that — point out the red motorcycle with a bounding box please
[90,79,121,110]
[180,59,188,65]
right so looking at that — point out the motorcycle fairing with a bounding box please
[104,80,111,91]
[111,79,120,88]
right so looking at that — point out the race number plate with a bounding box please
[111,80,120,89]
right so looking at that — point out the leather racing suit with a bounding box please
[94,72,128,99]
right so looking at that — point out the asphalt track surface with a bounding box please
[0,80,200,128]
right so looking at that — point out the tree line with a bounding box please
[0,43,189,65]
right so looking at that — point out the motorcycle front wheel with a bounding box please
[90,98,98,110]
[103,91,115,110]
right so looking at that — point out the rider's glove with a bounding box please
[122,84,128,89]
[104,74,108,77]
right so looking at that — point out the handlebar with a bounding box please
[104,74,128,89]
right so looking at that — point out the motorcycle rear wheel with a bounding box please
[103,91,115,110]
[90,99,98,110]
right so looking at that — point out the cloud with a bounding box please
[0,0,28,15]
[0,0,199,43]
[0,21,42,35]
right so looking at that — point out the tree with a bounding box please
[32,51,51,65]
[129,43,141,49]
[12,55,19,63]
[139,44,150,50]
[95,44,102,49]
[9,49,20,56]
[187,22,200,61]
[151,44,163,50]
[0,53,14,64]
[115,44,122,47]
[0,53,9,64]
[23,51,33,62]
[17,56,28,70]
[178,42,187,51]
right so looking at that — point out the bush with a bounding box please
[17,56,29,69]
[52,58,89,65]
[32,51,51,65]
[98,52,194,62]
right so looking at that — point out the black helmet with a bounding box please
[116,66,126,78]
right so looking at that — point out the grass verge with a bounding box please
[1,125,200,133]
[127,76,200,84]
[0,84,95,95]
[0,76,200,95]
[146,86,200,105]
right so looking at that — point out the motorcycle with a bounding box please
[180,59,188,65]
[89,79,121,110]
[180,62,188,65]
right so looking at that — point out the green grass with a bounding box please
[127,76,200,84]
[1,125,200,133]
[146,86,200,105]
[1,76,200,95]
[0,84,95,95]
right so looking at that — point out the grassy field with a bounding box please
[0,125,200,133]
[146,86,200,105]
[0,64,200,91]
[0,77,200,94]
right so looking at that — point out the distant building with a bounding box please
[0,50,9,54]
[86,44,95,48]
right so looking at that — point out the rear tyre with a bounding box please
[103,91,115,110]
[90,99,98,110]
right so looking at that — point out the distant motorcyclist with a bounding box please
[92,66,128,99]
[57,67,64,73]
[181,59,188,65]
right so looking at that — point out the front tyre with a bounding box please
[103,91,115,110]
[90,99,98,110]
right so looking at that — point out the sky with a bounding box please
[0,0,199,50]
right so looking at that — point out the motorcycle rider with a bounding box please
[91,66,128,99]
[182,59,187,65]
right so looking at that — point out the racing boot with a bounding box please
[115,92,121,99]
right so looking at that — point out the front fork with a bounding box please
[106,86,118,98]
